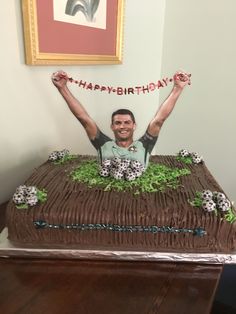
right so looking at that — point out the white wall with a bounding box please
[159,0,236,202]
[0,0,166,203]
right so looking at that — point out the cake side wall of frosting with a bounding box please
[6,156,236,252]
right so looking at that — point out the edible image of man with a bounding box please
[51,70,191,174]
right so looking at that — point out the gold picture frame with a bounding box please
[22,0,125,65]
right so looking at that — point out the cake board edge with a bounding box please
[1,228,236,264]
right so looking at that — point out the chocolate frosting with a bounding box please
[6,155,236,253]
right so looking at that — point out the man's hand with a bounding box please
[173,70,191,89]
[51,70,68,89]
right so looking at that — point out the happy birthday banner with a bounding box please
[66,76,172,95]
[58,73,190,96]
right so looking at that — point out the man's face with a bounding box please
[111,114,136,142]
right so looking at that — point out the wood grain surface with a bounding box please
[0,202,223,314]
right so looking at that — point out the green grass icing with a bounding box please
[70,159,190,194]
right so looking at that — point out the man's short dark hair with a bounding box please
[111,109,136,124]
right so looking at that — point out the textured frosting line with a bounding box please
[6,155,236,253]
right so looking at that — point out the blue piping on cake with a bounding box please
[33,221,206,237]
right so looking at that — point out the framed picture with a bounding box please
[22,0,125,65]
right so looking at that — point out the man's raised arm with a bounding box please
[147,71,191,137]
[51,70,98,140]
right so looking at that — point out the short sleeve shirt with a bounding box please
[90,130,158,167]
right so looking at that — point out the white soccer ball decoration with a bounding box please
[15,185,27,195]
[26,186,37,196]
[111,169,124,180]
[13,185,39,207]
[99,157,145,181]
[198,189,233,214]
[178,149,190,158]
[191,152,203,164]
[213,192,226,202]
[111,157,122,168]
[217,199,231,212]
[202,200,216,212]
[99,167,110,177]
[48,149,70,162]
[25,195,38,207]
[177,149,204,164]
[48,151,59,161]
[13,192,26,205]
[201,190,213,200]
[125,170,136,181]
[102,159,112,168]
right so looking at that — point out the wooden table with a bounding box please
[0,203,223,314]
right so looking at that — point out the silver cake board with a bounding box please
[0,228,236,264]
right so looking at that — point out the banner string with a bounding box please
[58,73,190,96]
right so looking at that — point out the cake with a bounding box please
[5,154,236,253]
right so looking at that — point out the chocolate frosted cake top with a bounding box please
[6,155,236,253]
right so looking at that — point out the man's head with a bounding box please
[111,109,136,143]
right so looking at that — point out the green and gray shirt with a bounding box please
[90,130,158,167]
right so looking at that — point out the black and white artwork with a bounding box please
[53,0,107,29]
